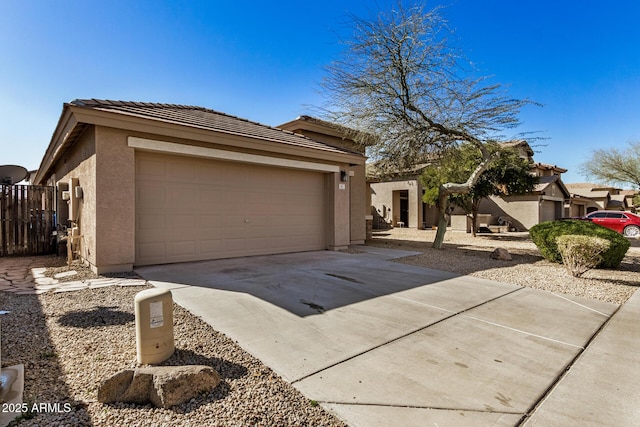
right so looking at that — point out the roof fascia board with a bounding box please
[128,137,340,173]
[70,106,365,165]
[278,118,349,139]
[34,106,79,184]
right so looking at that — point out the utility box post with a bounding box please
[135,289,175,364]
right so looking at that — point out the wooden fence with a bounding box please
[0,185,55,256]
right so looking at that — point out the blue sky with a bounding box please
[1,0,639,185]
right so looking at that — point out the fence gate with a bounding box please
[0,185,55,256]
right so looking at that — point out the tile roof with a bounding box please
[533,162,568,173]
[534,175,558,192]
[69,99,361,156]
[534,175,570,198]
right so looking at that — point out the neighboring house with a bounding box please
[33,99,366,273]
[620,190,639,211]
[367,140,537,230]
[564,183,634,214]
[368,163,434,229]
[478,163,571,231]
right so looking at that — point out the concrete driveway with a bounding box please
[136,246,630,426]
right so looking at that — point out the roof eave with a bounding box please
[33,104,83,185]
[39,104,366,175]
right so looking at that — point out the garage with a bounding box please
[35,100,366,273]
[135,151,327,266]
[540,199,561,223]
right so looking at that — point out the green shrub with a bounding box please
[529,220,630,268]
[556,235,611,277]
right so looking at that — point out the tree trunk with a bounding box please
[432,151,499,249]
[470,214,477,237]
[471,198,481,238]
[433,191,449,249]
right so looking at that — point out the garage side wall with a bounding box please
[326,171,351,250]
[94,126,136,273]
[349,164,366,244]
[48,127,98,268]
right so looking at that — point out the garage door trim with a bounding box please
[128,136,340,173]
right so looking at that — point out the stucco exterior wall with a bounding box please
[48,126,98,268]
[480,195,540,231]
[370,180,423,229]
[94,126,136,273]
[326,170,351,249]
[349,164,367,244]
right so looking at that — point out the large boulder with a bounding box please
[98,365,220,408]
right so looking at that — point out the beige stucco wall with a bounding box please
[370,180,423,229]
[46,126,136,273]
[326,170,352,249]
[94,126,136,272]
[349,164,367,244]
[480,195,540,231]
[47,126,98,269]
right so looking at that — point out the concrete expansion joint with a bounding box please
[549,292,615,317]
[460,315,585,349]
[292,287,526,385]
[516,303,623,426]
[319,400,524,415]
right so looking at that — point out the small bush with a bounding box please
[529,220,630,268]
[556,235,611,277]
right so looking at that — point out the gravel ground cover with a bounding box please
[1,282,346,426]
[370,228,640,304]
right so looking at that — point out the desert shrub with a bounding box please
[556,235,611,277]
[529,220,630,268]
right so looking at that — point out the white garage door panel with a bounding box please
[136,152,327,266]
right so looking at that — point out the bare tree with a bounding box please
[320,2,535,248]
[580,141,640,189]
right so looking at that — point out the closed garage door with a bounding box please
[540,200,560,223]
[135,151,326,266]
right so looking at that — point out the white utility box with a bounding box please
[135,288,175,364]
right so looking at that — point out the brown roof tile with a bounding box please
[70,99,361,156]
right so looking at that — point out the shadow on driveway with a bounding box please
[135,247,621,426]
[136,248,459,317]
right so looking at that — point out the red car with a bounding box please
[584,210,640,237]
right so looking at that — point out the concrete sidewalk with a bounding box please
[136,247,637,426]
[522,286,640,426]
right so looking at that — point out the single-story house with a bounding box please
[33,99,367,273]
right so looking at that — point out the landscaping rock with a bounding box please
[490,248,512,261]
[98,365,220,408]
